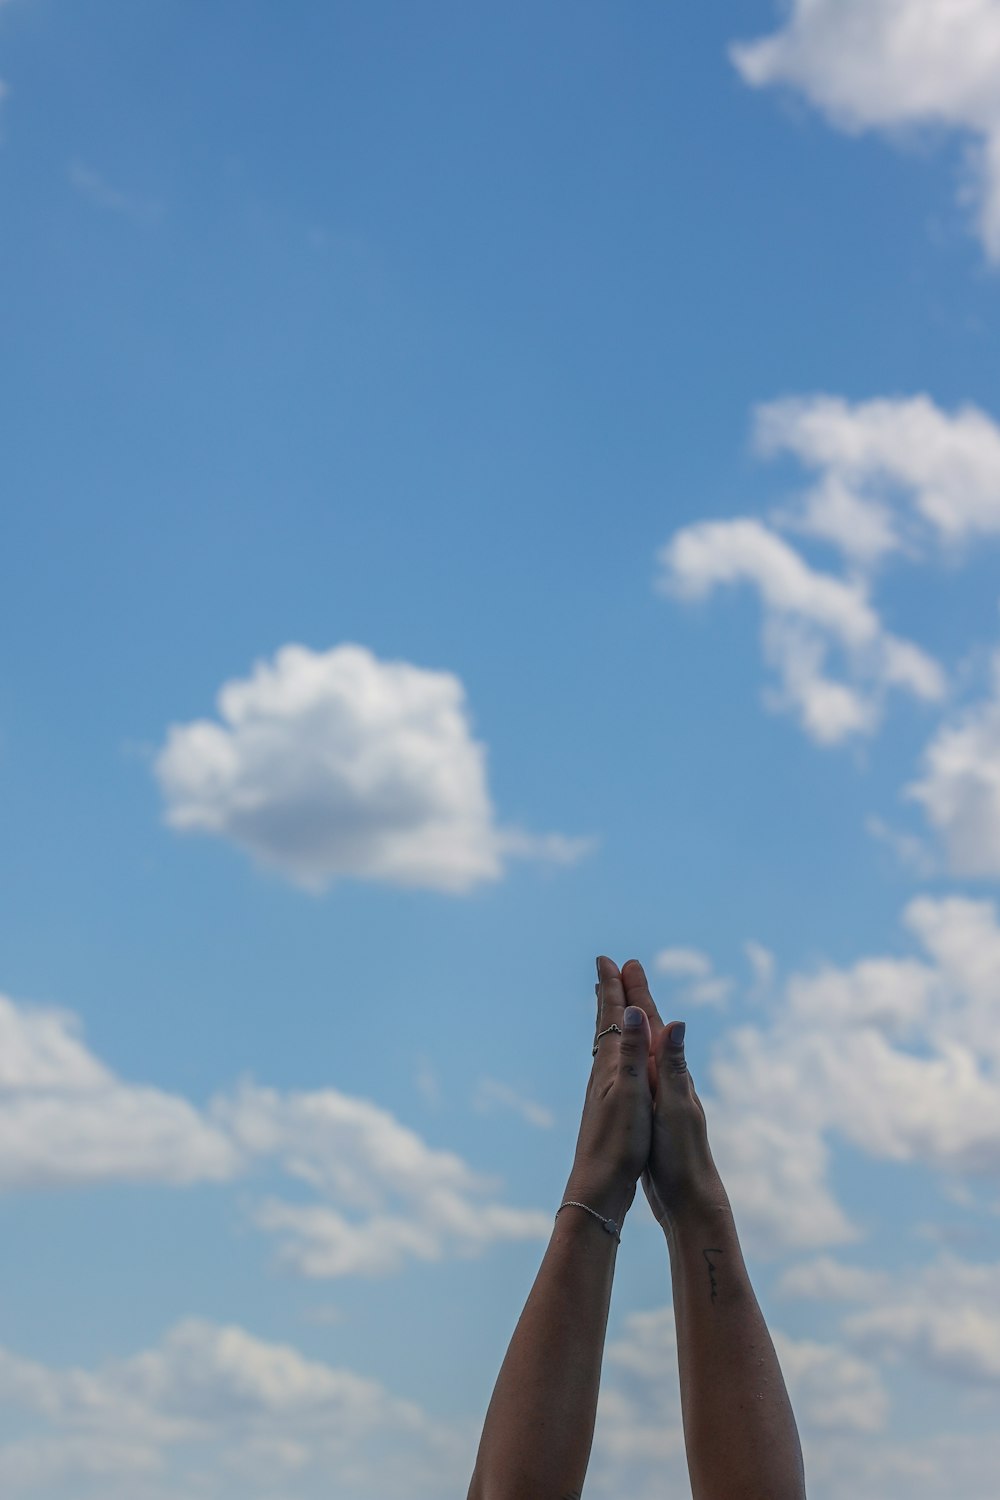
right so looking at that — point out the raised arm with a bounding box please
[622,959,807,1500]
[467,958,653,1500]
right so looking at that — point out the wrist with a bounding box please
[661,1178,734,1242]
[563,1169,634,1228]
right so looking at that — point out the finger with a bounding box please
[654,1020,691,1095]
[595,955,625,1063]
[621,959,665,1040]
[618,1005,650,1083]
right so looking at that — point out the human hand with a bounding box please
[564,957,654,1228]
[617,959,726,1233]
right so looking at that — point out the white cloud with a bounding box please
[800,1428,1000,1500]
[653,946,733,1007]
[708,1105,860,1253]
[604,1303,679,1385]
[659,516,945,744]
[0,990,547,1276]
[697,895,1000,1255]
[776,1255,891,1302]
[755,395,1000,558]
[473,1077,554,1129]
[731,0,1000,259]
[589,1307,688,1499]
[663,517,884,638]
[0,993,240,1188]
[0,1319,472,1498]
[155,643,588,894]
[865,815,937,876]
[844,1252,1000,1387]
[59,865,972,1293]
[908,649,1000,874]
[772,1331,889,1434]
[212,1080,550,1278]
[594,1296,1000,1499]
[657,392,1000,748]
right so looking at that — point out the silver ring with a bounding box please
[592,1023,622,1056]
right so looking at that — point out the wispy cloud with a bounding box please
[656,391,1000,747]
[68,160,164,225]
[653,947,732,1008]
[659,513,945,745]
[474,1077,555,1129]
[865,815,938,878]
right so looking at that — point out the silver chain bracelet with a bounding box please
[555,1200,621,1242]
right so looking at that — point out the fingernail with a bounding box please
[595,957,602,981]
[670,1022,686,1047]
[624,1006,643,1030]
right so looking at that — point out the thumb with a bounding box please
[655,1021,688,1090]
[617,1005,650,1081]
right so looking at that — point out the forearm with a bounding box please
[468,1187,624,1500]
[666,1184,806,1500]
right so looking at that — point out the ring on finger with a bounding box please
[592,1023,622,1056]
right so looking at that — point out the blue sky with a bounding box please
[4,2,1000,1495]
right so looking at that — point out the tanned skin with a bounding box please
[467,956,806,1500]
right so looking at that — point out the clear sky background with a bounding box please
[3,2,1000,1496]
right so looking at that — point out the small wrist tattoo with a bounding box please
[702,1247,723,1302]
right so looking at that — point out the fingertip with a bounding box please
[654,1022,682,1062]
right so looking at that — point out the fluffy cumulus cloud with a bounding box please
[659,514,945,744]
[755,394,1000,559]
[695,894,1000,1256]
[0,993,240,1188]
[213,1082,551,1277]
[908,649,1000,874]
[779,1247,1000,1392]
[0,989,547,1276]
[155,643,588,894]
[731,0,1000,259]
[658,391,1000,746]
[592,1296,1000,1500]
[843,1252,1000,1386]
[0,1289,996,1500]
[0,1319,473,1498]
